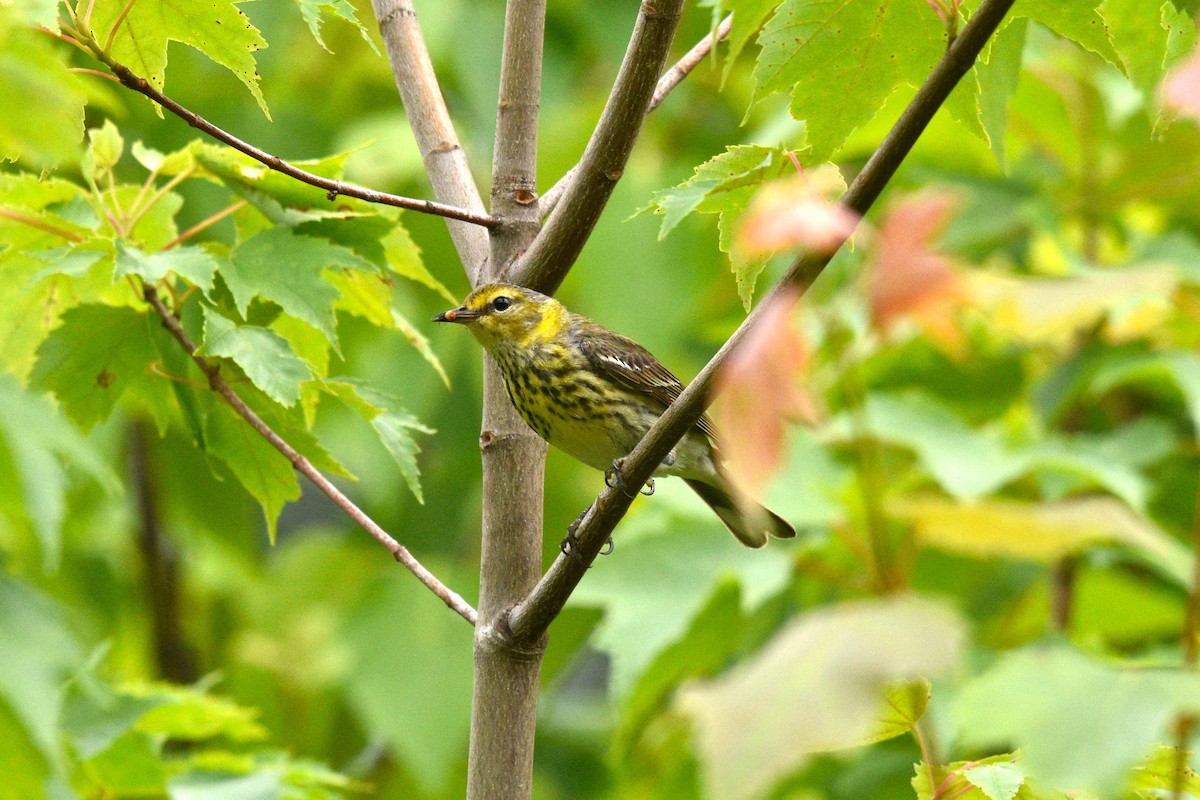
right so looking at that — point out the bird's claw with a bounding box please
[560,506,614,562]
[605,458,654,499]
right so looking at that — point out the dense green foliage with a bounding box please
[3,0,1200,798]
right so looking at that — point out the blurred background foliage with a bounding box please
[4,0,1200,798]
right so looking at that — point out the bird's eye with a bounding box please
[492,296,512,312]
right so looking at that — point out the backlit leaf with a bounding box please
[680,595,965,800]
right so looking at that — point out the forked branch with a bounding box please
[506,0,1019,644]
[371,0,492,273]
[142,286,478,625]
[511,0,686,294]
[538,14,733,218]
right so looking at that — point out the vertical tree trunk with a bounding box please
[467,1,548,798]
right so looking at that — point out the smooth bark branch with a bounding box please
[86,52,497,228]
[538,13,732,218]
[506,0,1018,644]
[141,287,479,626]
[467,1,548,799]
[371,0,492,273]
[511,0,685,294]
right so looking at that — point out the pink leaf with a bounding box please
[867,192,964,345]
[713,288,817,497]
[739,172,860,257]
[1164,50,1200,122]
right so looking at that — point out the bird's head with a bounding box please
[433,283,566,354]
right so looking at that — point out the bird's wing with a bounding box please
[576,321,718,441]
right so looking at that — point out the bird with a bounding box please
[433,282,795,549]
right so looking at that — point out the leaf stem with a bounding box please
[161,200,247,251]
[0,208,85,242]
[102,0,142,53]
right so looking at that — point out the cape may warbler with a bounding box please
[434,283,795,548]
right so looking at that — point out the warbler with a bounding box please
[434,283,795,548]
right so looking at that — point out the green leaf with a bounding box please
[383,224,456,304]
[844,392,1028,500]
[84,731,167,797]
[340,574,474,792]
[0,376,120,570]
[30,304,176,430]
[963,762,1027,800]
[325,378,432,503]
[91,0,270,117]
[1129,745,1200,798]
[195,143,351,222]
[954,647,1200,794]
[895,496,1192,587]
[82,119,124,186]
[1089,350,1200,434]
[115,243,223,296]
[1101,0,1196,109]
[392,309,450,389]
[224,227,375,350]
[133,684,268,743]
[708,0,780,85]
[1016,0,1122,67]
[569,485,795,700]
[0,577,82,767]
[913,755,1066,800]
[201,307,313,408]
[203,399,300,543]
[644,145,799,307]
[679,596,965,800]
[752,0,945,162]
[0,15,86,167]
[977,19,1028,167]
[294,0,378,53]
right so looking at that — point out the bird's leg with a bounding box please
[605,457,656,498]
[559,505,615,560]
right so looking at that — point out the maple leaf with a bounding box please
[1163,49,1200,122]
[713,287,818,499]
[737,168,859,257]
[866,192,964,348]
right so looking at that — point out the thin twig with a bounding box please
[68,67,120,82]
[102,0,142,52]
[83,49,497,229]
[370,0,491,275]
[0,208,85,242]
[539,14,732,219]
[141,286,478,625]
[512,0,686,294]
[160,200,247,251]
[506,0,1019,645]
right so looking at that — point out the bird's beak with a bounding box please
[433,306,476,323]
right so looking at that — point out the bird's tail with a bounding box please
[684,478,796,548]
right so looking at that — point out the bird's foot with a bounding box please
[604,458,655,498]
[560,507,614,562]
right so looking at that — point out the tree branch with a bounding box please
[82,48,497,229]
[371,0,492,274]
[506,0,1018,644]
[468,1,548,798]
[510,0,685,294]
[142,286,478,626]
[538,14,732,219]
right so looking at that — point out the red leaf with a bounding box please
[738,171,860,257]
[1164,50,1200,122]
[713,288,817,497]
[866,192,964,345]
